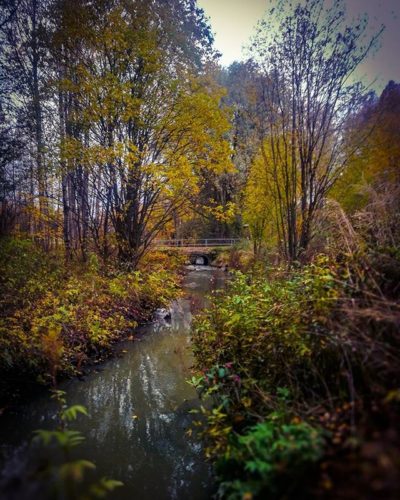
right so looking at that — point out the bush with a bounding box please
[193,258,345,408]
[217,418,325,499]
[192,249,400,497]
[0,239,181,392]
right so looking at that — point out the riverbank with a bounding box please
[0,238,185,405]
[0,265,227,500]
[191,249,400,499]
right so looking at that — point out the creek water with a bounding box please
[0,266,226,500]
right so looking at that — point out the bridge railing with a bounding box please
[155,238,241,247]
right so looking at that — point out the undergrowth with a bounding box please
[0,238,184,398]
[191,248,400,498]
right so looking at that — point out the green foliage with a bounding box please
[192,249,400,497]
[193,258,343,409]
[35,429,86,449]
[33,390,123,499]
[0,237,61,314]
[218,418,325,499]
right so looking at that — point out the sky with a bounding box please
[197,0,400,92]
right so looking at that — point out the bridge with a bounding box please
[155,238,240,248]
[154,238,240,265]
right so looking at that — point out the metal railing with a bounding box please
[155,238,241,248]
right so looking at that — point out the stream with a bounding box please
[0,266,226,499]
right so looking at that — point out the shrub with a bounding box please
[192,249,400,497]
[217,418,325,499]
[0,239,181,392]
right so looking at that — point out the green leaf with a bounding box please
[61,404,89,422]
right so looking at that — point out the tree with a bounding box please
[1,0,53,244]
[243,149,273,257]
[0,0,234,267]
[250,0,382,262]
[332,81,400,212]
[50,0,231,266]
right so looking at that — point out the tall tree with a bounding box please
[250,0,382,262]
[51,0,231,266]
[1,0,52,243]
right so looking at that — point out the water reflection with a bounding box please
[0,267,225,499]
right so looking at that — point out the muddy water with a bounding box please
[0,267,226,499]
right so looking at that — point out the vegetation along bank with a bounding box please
[0,240,184,403]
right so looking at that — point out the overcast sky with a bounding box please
[197,0,400,92]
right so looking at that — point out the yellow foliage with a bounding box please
[243,146,278,253]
